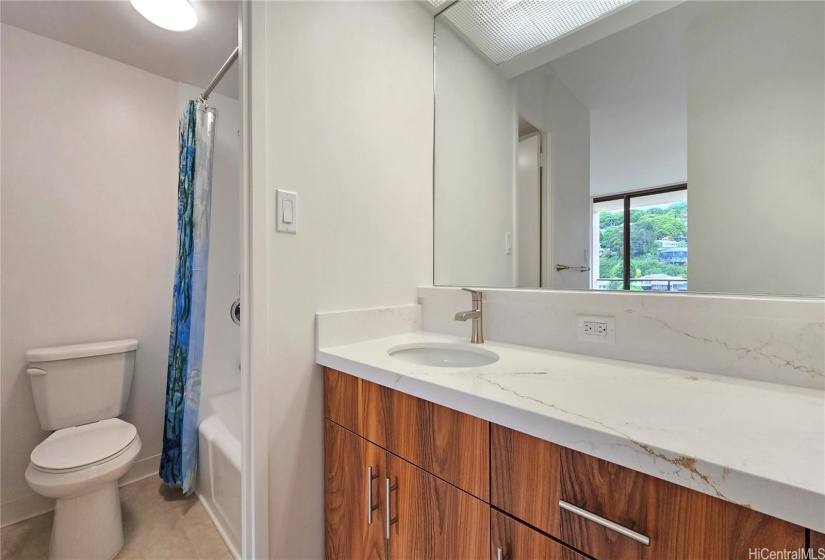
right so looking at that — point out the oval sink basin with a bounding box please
[387,343,499,368]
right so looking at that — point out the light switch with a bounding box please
[505,232,513,255]
[276,190,297,233]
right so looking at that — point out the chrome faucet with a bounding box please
[455,288,484,344]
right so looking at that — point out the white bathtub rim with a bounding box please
[200,414,242,472]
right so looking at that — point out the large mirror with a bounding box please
[434,0,825,296]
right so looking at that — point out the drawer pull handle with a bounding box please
[366,466,379,525]
[385,477,398,539]
[559,500,650,546]
[496,547,503,560]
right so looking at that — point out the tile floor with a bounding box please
[1,476,233,560]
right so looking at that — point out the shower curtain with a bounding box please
[160,100,217,494]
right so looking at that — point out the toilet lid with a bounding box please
[31,418,137,472]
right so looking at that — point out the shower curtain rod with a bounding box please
[198,46,240,103]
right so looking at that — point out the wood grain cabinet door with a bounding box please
[811,530,825,556]
[389,390,489,500]
[559,447,805,560]
[491,425,562,538]
[324,419,387,560]
[387,453,490,560]
[491,510,589,560]
[324,368,391,447]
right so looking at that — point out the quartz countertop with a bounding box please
[316,330,825,532]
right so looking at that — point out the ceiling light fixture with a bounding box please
[130,0,198,32]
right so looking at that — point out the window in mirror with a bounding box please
[592,199,624,291]
[593,186,687,292]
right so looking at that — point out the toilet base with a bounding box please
[50,481,124,560]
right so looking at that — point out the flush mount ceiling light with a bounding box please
[130,0,198,32]
[443,0,634,65]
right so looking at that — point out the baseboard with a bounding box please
[0,493,55,528]
[119,453,161,486]
[196,492,241,560]
[0,453,161,528]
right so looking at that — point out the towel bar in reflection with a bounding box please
[556,264,591,272]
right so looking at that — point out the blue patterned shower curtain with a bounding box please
[160,100,217,494]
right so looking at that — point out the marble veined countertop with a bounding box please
[316,330,825,532]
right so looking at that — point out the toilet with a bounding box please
[24,339,142,560]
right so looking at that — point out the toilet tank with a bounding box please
[26,339,139,431]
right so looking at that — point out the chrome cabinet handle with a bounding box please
[496,546,503,560]
[366,466,379,525]
[559,500,650,546]
[385,477,398,539]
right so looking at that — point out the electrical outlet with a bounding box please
[577,315,615,344]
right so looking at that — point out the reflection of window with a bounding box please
[592,185,687,292]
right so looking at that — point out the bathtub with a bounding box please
[197,389,242,559]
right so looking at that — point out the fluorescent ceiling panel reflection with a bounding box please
[443,0,634,64]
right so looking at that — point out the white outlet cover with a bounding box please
[576,315,616,344]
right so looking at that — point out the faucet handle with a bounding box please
[461,288,483,301]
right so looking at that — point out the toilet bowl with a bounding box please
[24,339,140,560]
[26,418,142,560]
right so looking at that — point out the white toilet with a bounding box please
[24,339,142,560]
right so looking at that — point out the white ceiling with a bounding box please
[0,0,240,99]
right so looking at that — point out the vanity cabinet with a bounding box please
[324,368,489,560]
[387,453,489,559]
[324,366,391,448]
[324,419,387,559]
[491,510,588,560]
[491,424,561,537]
[559,446,803,560]
[812,530,825,552]
[324,369,808,560]
[388,389,489,501]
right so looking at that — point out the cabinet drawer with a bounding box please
[491,425,562,538]
[491,510,588,560]
[388,389,489,501]
[560,447,805,560]
[324,367,391,447]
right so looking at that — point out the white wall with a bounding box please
[513,69,550,133]
[251,2,433,557]
[549,3,695,197]
[0,24,241,524]
[178,84,241,420]
[687,1,825,296]
[547,71,591,290]
[434,19,516,288]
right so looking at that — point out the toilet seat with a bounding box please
[31,418,138,473]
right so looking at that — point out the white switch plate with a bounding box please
[276,190,297,233]
[576,315,615,344]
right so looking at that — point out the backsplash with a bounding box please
[419,287,825,390]
[316,305,422,350]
